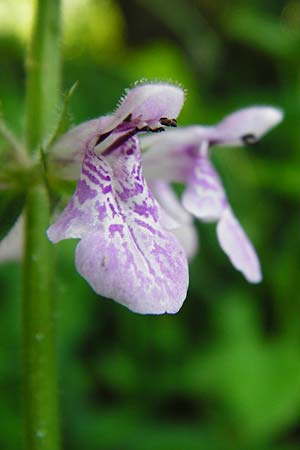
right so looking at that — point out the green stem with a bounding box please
[23,184,60,450]
[23,0,61,449]
[25,0,61,152]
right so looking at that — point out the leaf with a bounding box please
[45,81,79,151]
[0,189,25,241]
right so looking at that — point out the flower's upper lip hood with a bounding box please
[114,82,185,125]
[213,106,283,146]
[49,82,186,180]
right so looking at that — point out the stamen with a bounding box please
[95,114,134,146]
[150,126,165,133]
[101,128,138,155]
[241,133,257,145]
[160,117,177,127]
[124,113,132,122]
[95,130,112,146]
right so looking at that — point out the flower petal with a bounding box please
[171,223,198,261]
[50,82,186,180]
[142,106,283,176]
[182,156,227,222]
[47,138,188,314]
[115,82,185,129]
[49,116,114,179]
[217,208,262,283]
[149,180,198,259]
[213,106,283,146]
[76,226,188,314]
[142,127,203,182]
[149,180,191,224]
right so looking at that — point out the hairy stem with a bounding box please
[23,185,60,450]
[23,0,61,449]
[25,0,61,152]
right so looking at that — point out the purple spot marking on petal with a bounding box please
[96,201,107,220]
[109,224,124,237]
[114,197,126,221]
[196,178,219,190]
[135,182,144,193]
[134,218,157,234]
[102,185,113,194]
[77,179,98,204]
[185,145,200,158]
[108,201,117,217]
[133,201,159,221]
[85,160,111,181]
[81,167,101,186]
[117,181,144,201]
[152,240,183,280]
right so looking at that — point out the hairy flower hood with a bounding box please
[49,82,184,180]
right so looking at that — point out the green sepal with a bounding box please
[45,81,78,151]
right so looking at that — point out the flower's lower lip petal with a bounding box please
[75,226,188,314]
[149,180,192,225]
[171,222,198,260]
[147,180,198,259]
[48,137,188,314]
[216,208,262,283]
[182,157,227,222]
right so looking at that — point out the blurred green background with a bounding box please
[1,0,300,449]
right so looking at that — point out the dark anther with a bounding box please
[124,113,132,122]
[138,125,165,133]
[95,131,111,146]
[95,113,133,146]
[160,117,177,127]
[102,128,138,155]
[139,125,151,132]
[151,126,165,132]
[241,133,258,145]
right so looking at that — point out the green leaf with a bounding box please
[0,189,25,241]
[45,81,78,151]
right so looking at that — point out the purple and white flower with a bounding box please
[0,83,283,314]
[141,106,283,283]
[47,82,189,314]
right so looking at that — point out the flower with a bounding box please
[141,106,283,283]
[47,82,189,314]
[0,87,283,314]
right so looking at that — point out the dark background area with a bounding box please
[1,0,300,449]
